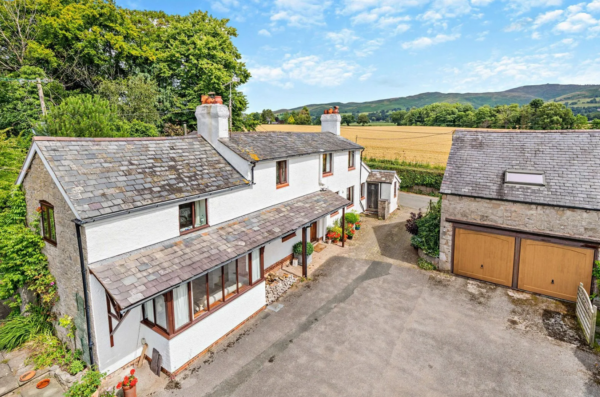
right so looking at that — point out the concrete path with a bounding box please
[398,191,435,211]
[151,210,600,397]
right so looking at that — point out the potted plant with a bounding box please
[355,221,361,231]
[293,242,314,266]
[345,211,360,230]
[346,228,355,240]
[116,369,138,397]
[326,230,341,244]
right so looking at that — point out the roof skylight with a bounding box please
[504,170,545,186]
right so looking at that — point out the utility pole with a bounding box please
[36,78,47,116]
[224,74,240,132]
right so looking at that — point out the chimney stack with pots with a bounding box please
[321,106,341,135]
[196,93,229,145]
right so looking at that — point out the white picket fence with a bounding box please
[576,282,597,346]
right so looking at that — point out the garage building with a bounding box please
[439,129,600,301]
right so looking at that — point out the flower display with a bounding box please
[118,368,137,390]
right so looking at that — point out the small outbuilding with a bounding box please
[365,169,400,218]
[439,129,600,301]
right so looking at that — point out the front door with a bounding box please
[310,222,318,242]
[367,183,379,210]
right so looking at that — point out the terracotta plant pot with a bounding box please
[36,379,50,389]
[123,384,137,397]
[19,370,36,382]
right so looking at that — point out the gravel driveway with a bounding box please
[154,209,600,397]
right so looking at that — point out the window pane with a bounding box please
[276,161,287,185]
[143,300,154,323]
[194,200,207,227]
[48,207,56,241]
[179,203,193,232]
[173,283,190,329]
[192,276,208,316]
[238,256,250,289]
[208,267,223,308]
[251,249,261,284]
[223,261,238,300]
[322,154,327,173]
[154,295,167,329]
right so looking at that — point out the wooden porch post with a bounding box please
[342,207,346,248]
[302,226,308,278]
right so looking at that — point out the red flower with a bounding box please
[131,379,138,386]
[116,382,122,389]
[130,369,135,375]
[124,375,129,383]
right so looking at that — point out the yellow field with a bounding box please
[256,124,455,166]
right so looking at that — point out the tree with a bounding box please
[390,110,406,126]
[357,114,369,126]
[98,75,160,125]
[341,114,355,126]
[574,114,589,130]
[592,119,600,129]
[295,106,311,125]
[37,94,127,137]
[260,109,275,124]
[287,115,295,124]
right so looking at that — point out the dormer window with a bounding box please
[179,199,208,233]
[504,170,545,186]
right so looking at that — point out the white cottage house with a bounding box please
[15,104,401,376]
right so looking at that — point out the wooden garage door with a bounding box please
[454,228,515,287]
[518,239,594,301]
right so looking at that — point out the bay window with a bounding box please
[179,199,208,233]
[322,153,333,176]
[142,247,265,339]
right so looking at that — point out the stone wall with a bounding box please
[439,194,600,271]
[378,199,390,220]
[22,155,93,363]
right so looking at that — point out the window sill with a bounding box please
[180,224,210,236]
[43,237,57,247]
[141,279,264,340]
[348,167,356,171]
[360,196,366,201]
[276,182,289,189]
[330,211,340,218]
[322,172,333,178]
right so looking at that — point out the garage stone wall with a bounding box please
[439,194,600,277]
[22,154,93,364]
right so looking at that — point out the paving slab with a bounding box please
[20,378,63,397]
[5,350,28,374]
[0,371,18,397]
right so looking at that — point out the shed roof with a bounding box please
[441,129,600,210]
[89,190,350,310]
[367,170,397,184]
[24,136,249,220]
[219,132,363,162]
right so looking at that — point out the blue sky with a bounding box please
[119,0,600,112]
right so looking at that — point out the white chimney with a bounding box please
[321,113,341,135]
[196,104,229,145]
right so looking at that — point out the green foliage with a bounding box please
[287,115,295,124]
[345,211,360,224]
[0,187,57,309]
[0,132,28,204]
[125,120,159,137]
[38,95,126,137]
[357,114,369,125]
[59,315,76,340]
[364,158,445,190]
[411,198,441,257]
[260,109,275,124]
[98,75,160,125]
[341,114,355,126]
[65,369,104,397]
[28,334,85,374]
[293,241,314,256]
[390,110,406,125]
[295,107,311,125]
[417,258,437,271]
[242,113,260,131]
[0,305,53,351]
[592,119,600,129]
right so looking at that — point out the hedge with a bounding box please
[364,159,445,190]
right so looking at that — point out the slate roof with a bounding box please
[31,136,249,220]
[89,190,350,310]
[367,170,397,184]
[441,129,600,210]
[219,132,363,162]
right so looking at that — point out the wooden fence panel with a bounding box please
[576,282,597,346]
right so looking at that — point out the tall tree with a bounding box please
[341,114,355,126]
[357,114,369,126]
[390,110,406,126]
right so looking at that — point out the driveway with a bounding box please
[154,209,600,397]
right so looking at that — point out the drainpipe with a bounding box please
[75,221,95,367]
[250,161,256,185]
[359,149,365,212]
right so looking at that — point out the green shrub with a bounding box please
[0,305,53,351]
[417,258,437,271]
[65,369,104,397]
[344,211,360,224]
[126,120,159,137]
[292,241,314,256]
[27,334,85,374]
[364,158,445,190]
[411,198,442,257]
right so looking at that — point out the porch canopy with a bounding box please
[89,190,350,312]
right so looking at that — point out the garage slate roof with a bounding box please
[89,190,350,310]
[367,170,397,184]
[441,129,600,210]
[219,132,363,162]
[30,136,249,220]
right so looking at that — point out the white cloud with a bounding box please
[533,9,564,27]
[476,30,489,41]
[250,55,361,88]
[359,72,373,81]
[589,0,600,13]
[258,29,271,37]
[504,18,533,31]
[340,0,422,16]
[472,0,495,5]
[532,31,542,39]
[402,33,460,49]
[325,29,359,50]
[503,0,563,14]
[270,0,331,27]
[354,38,385,57]
[211,0,239,13]
[554,12,599,33]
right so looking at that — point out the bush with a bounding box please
[126,120,159,137]
[345,211,360,224]
[65,369,104,397]
[292,241,314,256]
[417,258,437,271]
[0,305,53,351]
[411,198,441,257]
[405,211,423,236]
[27,334,85,374]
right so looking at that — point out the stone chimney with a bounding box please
[196,104,229,145]
[321,113,341,135]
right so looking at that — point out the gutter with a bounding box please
[75,223,95,367]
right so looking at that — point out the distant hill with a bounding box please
[275,84,600,115]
